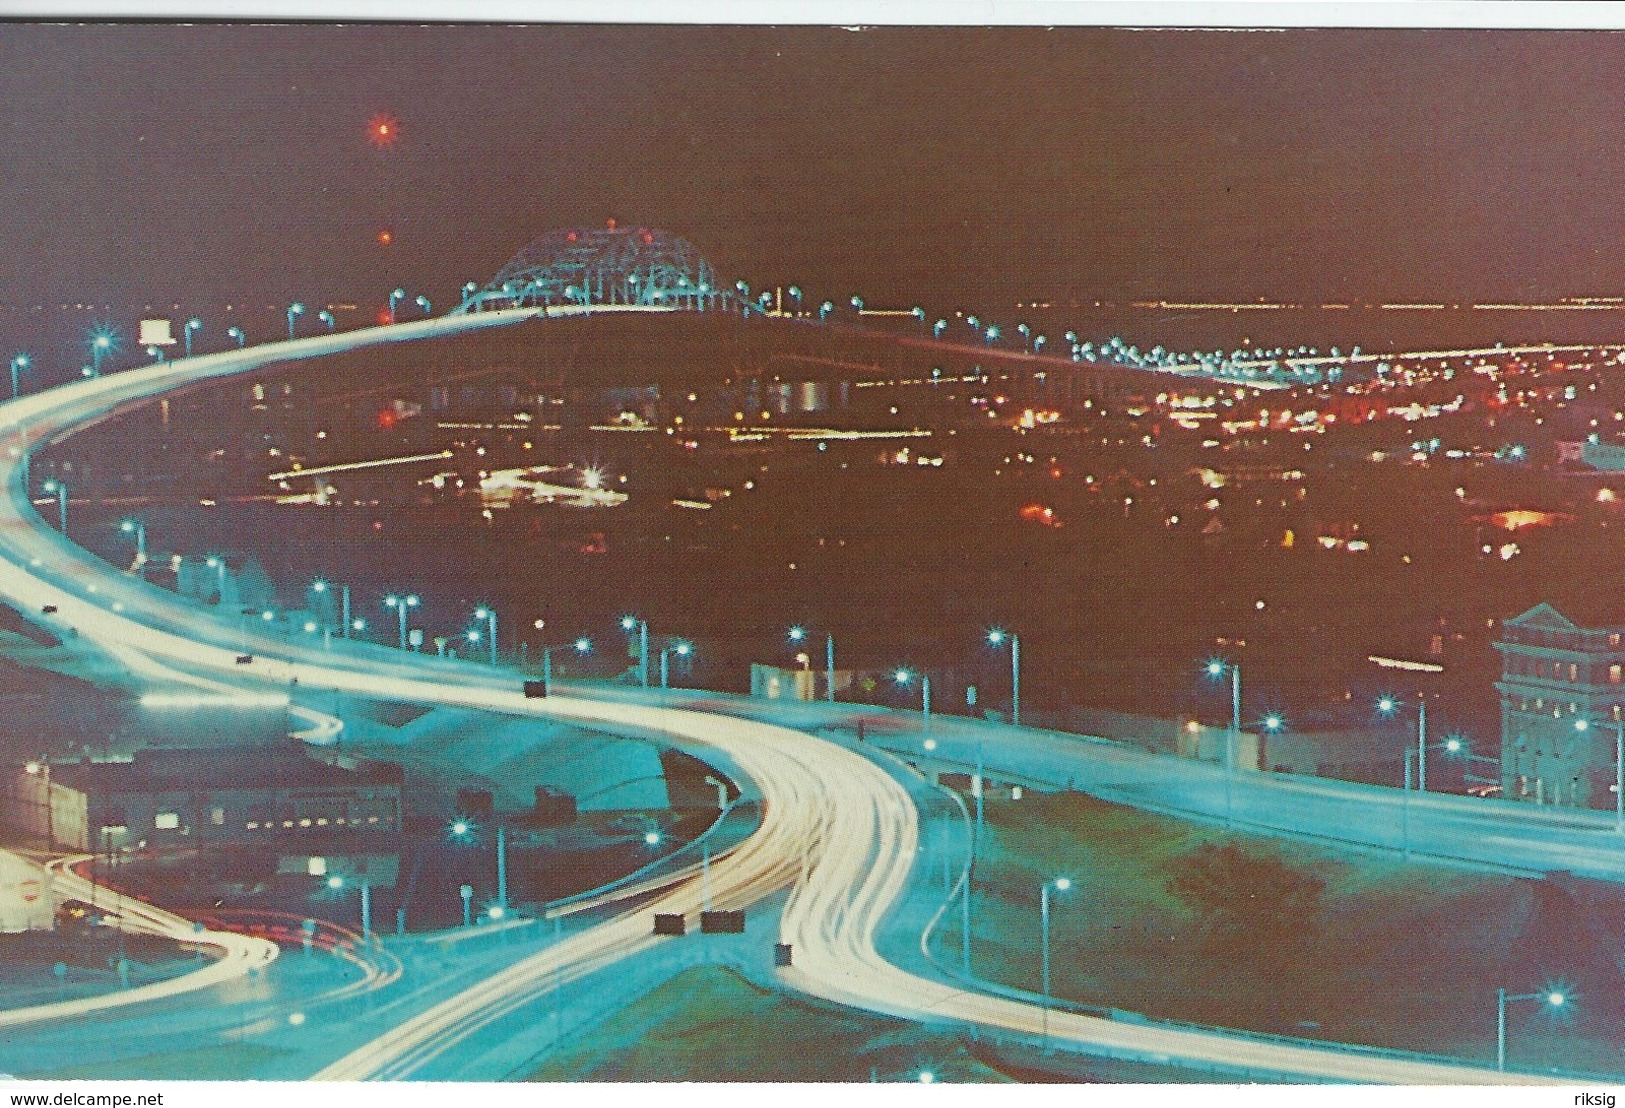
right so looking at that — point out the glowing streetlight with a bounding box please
[788,625,837,703]
[895,668,931,732]
[389,288,406,324]
[183,317,201,358]
[540,636,591,696]
[1377,692,1432,791]
[1041,876,1073,1049]
[986,628,1021,727]
[89,331,113,375]
[318,309,335,331]
[9,353,28,399]
[40,479,67,533]
[819,300,833,321]
[620,615,649,687]
[226,326,245,348]
[384,593,420,650]
[286,302,304,341]
[415,295,431,315]
[1496,986,1567,1071]
[473,605,498,665]
[119,519,146,566]
[1204,660,1243,827]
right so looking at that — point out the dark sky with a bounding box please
[4,23,1625,314]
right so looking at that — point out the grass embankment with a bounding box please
[954,791,1625,1076]
[526,966,1011,1083]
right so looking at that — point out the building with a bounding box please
[174,551,277,612]
[1495,603,1625,807]
[3,746,402,850]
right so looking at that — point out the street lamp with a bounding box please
[325,874,372,941]
[986,629,1021,727]
[1204,660,1242,828]
[659,640,692,690]
[226,326,245,348]
[1573,718,1625,833]
[89,331,113,375]
[41,479,67,533]
[449,818,510,912]
[384,593,420,650]
[788,625,836,703]
[1377,693,1433,792]
[389,288,405,324]
[541,637,591,696]
[9,353,29,399]
[895,668,931,732]
[318,309,335,331]
[1496,986,1566,1071]
[184,318,201,358]
[787,285,802,315]
[1041,876,1072,1049]
[204,555,228,604]
[933,319,947,339]
[286,302,304,341]
[415,295,431,315]
[472,606,498,665]
[819,300,833,322]
[119,519,146,567]
[312,579,352,637]
[621,615,649,687]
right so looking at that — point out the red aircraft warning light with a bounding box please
[368,114,399,148]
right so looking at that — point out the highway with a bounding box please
[0,314,1592,1083]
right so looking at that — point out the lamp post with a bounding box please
[10,354,28,399]
[286,303,304,341]
[473,606,498,665]
[226,326,245,348]
[41,479,66,533]
[819,300,833,322]
[389,288,405,324]
[542,638,592,696]
[415,295,431,316]
[1378,693,1432,792]
[787,286,802,315]
[1573,718,1624,833]
[119,519,146,567]
[326,875,371,941]
[1040,876,1072,1050]
[384,593,419,650]
[620,615,649,687]
[183,318,201,358]
[90,332,112,375]
[203,555,229,606]
[318,309,335,332]
[895,668,931,732]
[658,639,693,690]
[1203,660,1243,828]
[1496,987,1566,1071]
[986,629,1021,727]
[450,818,509,912]
[312,579,351,637]
[788,625,837,703]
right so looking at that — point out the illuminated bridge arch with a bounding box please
[458,226,729,314]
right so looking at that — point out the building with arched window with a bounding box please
[1495,603,1625,806]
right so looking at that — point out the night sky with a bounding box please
[5,23,1625,313]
